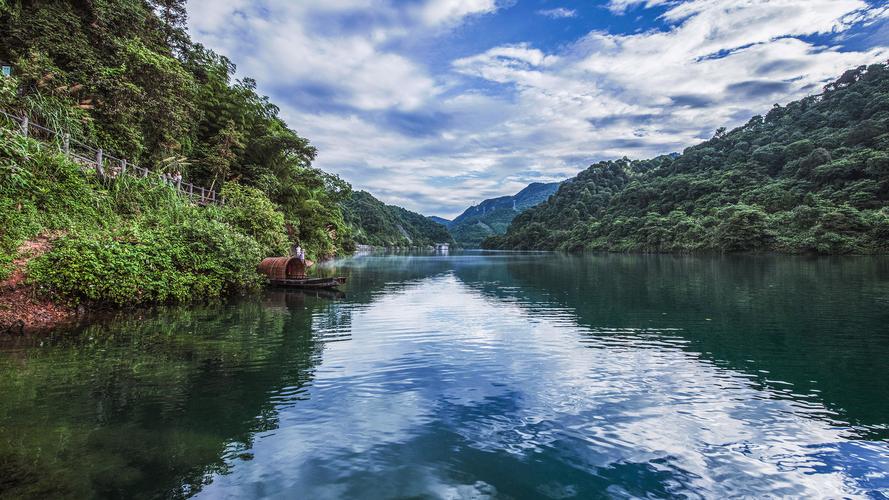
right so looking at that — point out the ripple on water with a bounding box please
[2,254,888,499]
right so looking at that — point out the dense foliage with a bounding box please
[343,191,454,247]
[0,126,287,305]
[446,182,559,248]
[485,64,889,254]
[0,0,458,308]
[0,0,349,259]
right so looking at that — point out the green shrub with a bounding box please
[218,183,289,256]
[712,204,773,252]
[28,218,264,306]
[0,126,269,306]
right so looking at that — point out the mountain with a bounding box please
[427,216,451,226]
[484,63,889,254]
[448,182,560,247]
[343,191,454,247]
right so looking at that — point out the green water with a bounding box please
[1,252,888,499]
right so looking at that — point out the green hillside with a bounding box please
[343,191,454,248]
[448,182,559,247]
[484,64,889,254]
[0,0,353,259]
[0,123,285,306]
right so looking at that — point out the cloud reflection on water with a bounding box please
[198,266,889,499]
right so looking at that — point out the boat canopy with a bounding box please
[258,257,313,280]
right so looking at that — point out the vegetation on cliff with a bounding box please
[0,124,289,307]
[0,0,452,315]
[485,64,889,254]
[446,182,559,248]
[0,0,350,261]
[343,191,454,247]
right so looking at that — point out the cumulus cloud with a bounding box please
[188,2,440,112]
[187,0,889,217]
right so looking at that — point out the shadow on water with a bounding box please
[0,292,336,499]
[453,253,889,439]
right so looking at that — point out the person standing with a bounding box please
[295,244,305,262]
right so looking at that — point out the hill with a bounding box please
[0,0,357,259]
[448,182,560,247]
[484,64,889,254]
[0,122,288,319]
[343,191,454,247]
[428,216,451,226]
[0,0,449,324]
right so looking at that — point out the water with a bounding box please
[1,252,888,499]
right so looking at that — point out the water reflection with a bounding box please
[1,253,888,498]
[0,294,333,498]
[454,253,889,437]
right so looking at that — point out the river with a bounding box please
[1,252,888,499]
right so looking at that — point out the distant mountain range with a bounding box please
[431,182,560,248]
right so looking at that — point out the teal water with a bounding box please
[1,252,889,499]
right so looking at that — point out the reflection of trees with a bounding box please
[454,254,889,438]
[0,295,331,499]
[0,255,455,500]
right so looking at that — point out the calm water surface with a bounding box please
[1,252,889,499]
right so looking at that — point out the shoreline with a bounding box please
[5,248,886,334]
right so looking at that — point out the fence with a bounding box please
[0,109,223,205]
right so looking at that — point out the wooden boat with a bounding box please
[267,277,347,289]
[258,257,346,289]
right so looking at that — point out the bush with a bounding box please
[218,183,289,257]
[28,215,264,306]
[712,204,773,252]
[0,127,271,306]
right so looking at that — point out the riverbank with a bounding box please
[354,244,453,253]
[0,235,78,334]
[0,126,294,332]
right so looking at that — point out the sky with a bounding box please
[186,0,889,218]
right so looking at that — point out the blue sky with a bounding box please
[187,0,889,218]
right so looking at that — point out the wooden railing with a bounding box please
[0,110,223,205]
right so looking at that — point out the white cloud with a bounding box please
[417,0,498,27]
[188,1,442,112]
[536,7,577,19]
[187,0,889,217]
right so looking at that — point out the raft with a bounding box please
[267,277,347,289]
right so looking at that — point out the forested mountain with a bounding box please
[485,63,889,254]
[0,0,355,258]
[428,216,451,226]
[343,191,454,248]
[447,182,560,247]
